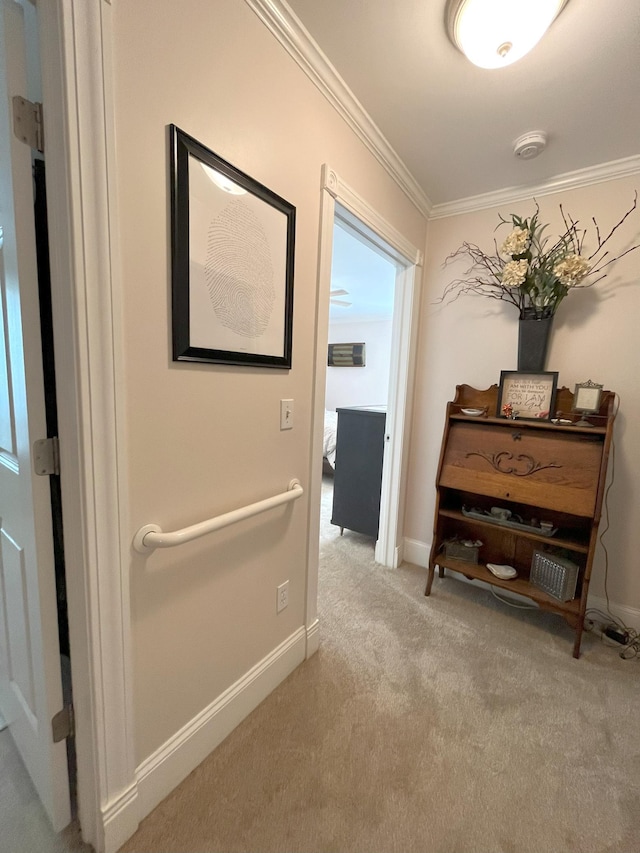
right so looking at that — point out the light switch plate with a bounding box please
[280,399,293,430]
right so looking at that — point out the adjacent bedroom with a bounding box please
[321,218,397,549]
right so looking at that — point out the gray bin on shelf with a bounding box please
[444,539,480,563]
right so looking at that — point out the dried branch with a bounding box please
[589,191,638,257]
[436,194,639,319]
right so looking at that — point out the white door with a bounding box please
[0,0,71,831]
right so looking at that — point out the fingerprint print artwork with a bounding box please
[205,199,275,338]
[171,126,295,366]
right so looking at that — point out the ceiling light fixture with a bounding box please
[446,0,568,69]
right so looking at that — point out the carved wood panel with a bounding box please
[440,422,602,516]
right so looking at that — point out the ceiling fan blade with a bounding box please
[330,299,352,307]
[330,288,348,297]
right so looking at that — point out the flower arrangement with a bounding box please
[440,193,639,319]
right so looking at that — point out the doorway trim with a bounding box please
[38,2,137,851]
[306,164,423,646]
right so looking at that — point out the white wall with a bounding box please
[111,0,428,770]
[325,318,392,410]
[405,175,640,617]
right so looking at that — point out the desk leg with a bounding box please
[572,622,583,659]
[425,563,436,595]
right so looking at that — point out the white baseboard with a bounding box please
[587,595,640,632]
[402,537,640,626]
[133,626,306,824]
[403,537,430,568]
[101,782,140,853]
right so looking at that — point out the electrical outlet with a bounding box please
[276,580,289,613]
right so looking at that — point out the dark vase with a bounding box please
[518,311,553,372]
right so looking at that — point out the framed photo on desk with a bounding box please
[497,371,558,420]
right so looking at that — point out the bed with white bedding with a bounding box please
[323,409,338,471]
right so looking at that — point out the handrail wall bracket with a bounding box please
[132,524,162,554]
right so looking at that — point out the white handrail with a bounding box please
[133,479,303,553]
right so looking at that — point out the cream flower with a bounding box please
[553,254,590,286]
[501,227,531,257]
[502,259,529,287]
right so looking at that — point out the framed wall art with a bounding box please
[327,343,366,367]
[497,371,558,421]
[170,125,296,367]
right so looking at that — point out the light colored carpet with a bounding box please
[0,728,90,853]
[120,477,640,853]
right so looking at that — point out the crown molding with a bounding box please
[322,164,423,266]
[244,0,639,224]
[430,154,640,219]
[244,0,432,218]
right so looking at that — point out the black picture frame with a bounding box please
[497,371,559,421]
[170,125,295,368]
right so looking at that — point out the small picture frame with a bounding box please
[572,380,603,414]
[170,125,296,368]
[497,371,559,421]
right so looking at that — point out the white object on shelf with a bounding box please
[487,563,518,580]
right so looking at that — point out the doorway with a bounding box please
[323,216,398,545]
[305,165,422,653]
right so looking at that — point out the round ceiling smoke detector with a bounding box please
[514,131,548,160]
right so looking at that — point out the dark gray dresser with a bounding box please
[331,405,386,538]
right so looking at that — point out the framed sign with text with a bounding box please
[497,371,559,421]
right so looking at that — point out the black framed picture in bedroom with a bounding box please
[327,343,366,367]
[169,125,296,368]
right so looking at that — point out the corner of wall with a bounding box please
[101,784,140,853]
[306,618,320,657]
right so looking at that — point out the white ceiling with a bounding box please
[284,0,640,207]
[329,223,396,323]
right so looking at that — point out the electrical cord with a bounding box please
[620,634,640,660]
[584,612,639,658]
[598,396,617,619]
[586,393,639,659]
[490,586,537,610]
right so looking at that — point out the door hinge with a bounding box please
[33,436,60,476]
[12,96,44,152]
[52,704,74,743]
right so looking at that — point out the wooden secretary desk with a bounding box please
[426,384,616,658]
